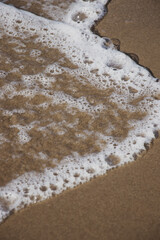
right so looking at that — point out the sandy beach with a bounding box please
[0,138,160,240]
[0,0,160,239]
[95,0,160,79]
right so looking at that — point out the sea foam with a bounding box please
[0,1,160,223]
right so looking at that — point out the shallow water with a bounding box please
[0,0,160,222]
[1,0,75,20]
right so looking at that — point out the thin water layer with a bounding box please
[1,0,75,20]
[1,0,107,28]
[0,24,148,186]
[0,1,160,223]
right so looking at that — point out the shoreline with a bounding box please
[0,138,160,239]
[95,0,160,79]
[0,0,160,239]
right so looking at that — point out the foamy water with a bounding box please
[0,0,160,223]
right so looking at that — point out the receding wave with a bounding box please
[0,1,160,222]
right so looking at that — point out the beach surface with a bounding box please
[96,0,160,79]
[0,0,160,239]
[0,138,160,240]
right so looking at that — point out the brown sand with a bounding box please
[0,0,160,239]
[0,138,160,240]
[95,0,160,79]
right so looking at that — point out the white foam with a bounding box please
[0,1,160,223]
[1,0,108,25]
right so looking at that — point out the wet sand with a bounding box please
[0,138,160,240]
[96,0,160,79]
[0,0,160,239]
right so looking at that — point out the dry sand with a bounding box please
[0,0,160,239]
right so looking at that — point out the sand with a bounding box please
[95,0,160,79]
[0,0,160,239]
[0,138,160,240]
